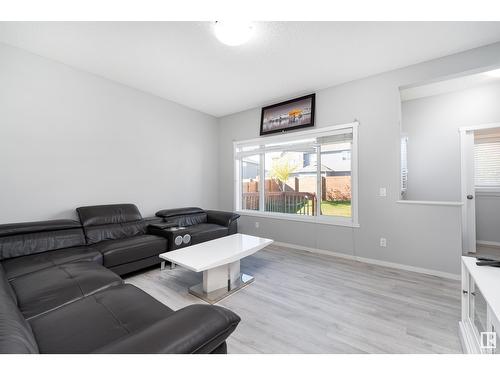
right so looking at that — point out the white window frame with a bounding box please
[233,122,359,227]
[400,134,409,198]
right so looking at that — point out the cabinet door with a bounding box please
[469,280,487,335]
[469,279,496,354]
[461,265,481,353]
[461,261,499,354]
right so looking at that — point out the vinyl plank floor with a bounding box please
[125,244,462,354]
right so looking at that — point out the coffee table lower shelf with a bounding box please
[189,272,254,304]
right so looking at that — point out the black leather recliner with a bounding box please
[154,207,240,245]
[76,204,167,275]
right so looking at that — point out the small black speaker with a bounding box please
[174,235,183,246]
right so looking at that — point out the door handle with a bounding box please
[467,194,474,200]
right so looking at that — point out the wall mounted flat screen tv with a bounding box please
[260,93,315,136]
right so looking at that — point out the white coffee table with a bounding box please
[159,234,273,304]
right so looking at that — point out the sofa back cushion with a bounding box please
[77,204,145,245]
[0,220,85,261]
[155,207,207,227]
[0,264,39,353]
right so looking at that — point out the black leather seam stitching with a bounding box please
[59,265,86,297]
[26,296,82,321]
[92,293,131,334]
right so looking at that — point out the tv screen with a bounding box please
[260,94,315,136]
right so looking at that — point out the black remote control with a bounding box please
[476,259,500,267]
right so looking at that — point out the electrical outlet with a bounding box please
[379,187,387,197]
[380,237,387,247]
[255,221,260,229]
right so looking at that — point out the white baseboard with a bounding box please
[272,241,460,280]
[477,240,500,248]
[353,255,460,280]
[273,241,355,260]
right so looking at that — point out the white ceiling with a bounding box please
[1,22,500,117]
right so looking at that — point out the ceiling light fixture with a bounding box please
[483,68,500,78]
[214,21,254,46]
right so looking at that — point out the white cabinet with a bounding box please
[460,256,500,354]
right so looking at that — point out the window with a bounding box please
[400,136,408,198]
[241,155,260,210]
[234,123,358,226]
[341,151,351,161]
[264,150,317,216]
[474,140,500,188]
[319,133,353,217]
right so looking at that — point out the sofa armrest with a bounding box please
[147,222,178,231]
[92,304,240,354]
[206,210,240,228]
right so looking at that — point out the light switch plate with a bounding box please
[379,187,387,197]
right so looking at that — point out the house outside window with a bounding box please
[234,123,359,227]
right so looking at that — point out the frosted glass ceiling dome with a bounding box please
[214,21,254,46]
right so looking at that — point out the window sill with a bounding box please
[475,187,500,197]
[235,210,360,228]
[396,200,463,207]
[476,191,500,197]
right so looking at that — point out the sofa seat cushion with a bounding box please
[29,284,174,353]
[1,246,103,281]
[188,223,228,245]
[10,262,123,320]
[93,235,167,268]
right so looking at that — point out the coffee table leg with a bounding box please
[189,260,254,304]
[228,260,240,288]
[203,264,229,293]
[161,261,176,271]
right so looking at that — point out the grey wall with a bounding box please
[476,193,500,244]
[402,81,500,201]
[218,42,500,276]
[0,43,219,223]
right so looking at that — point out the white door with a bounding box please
[460,129,476,254]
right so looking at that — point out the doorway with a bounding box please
[460,123,500,259]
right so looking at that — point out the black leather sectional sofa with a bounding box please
[0,204,241,354]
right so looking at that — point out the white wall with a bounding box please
[402,81,500,201]
[218,42,500,276]
[0,43,219,223]
[476,193,500,244]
